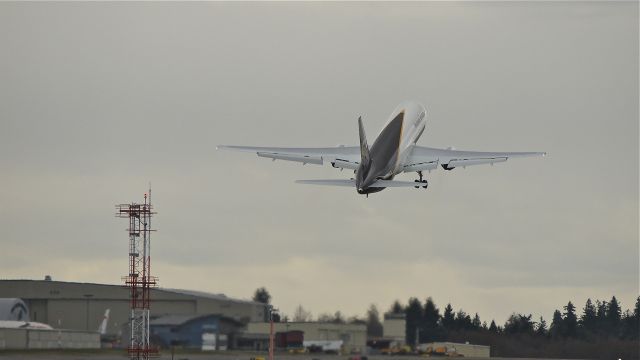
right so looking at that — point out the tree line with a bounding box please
[253,287,639,358]
[384,296,639,342]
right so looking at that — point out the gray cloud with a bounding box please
[0,2,637,324]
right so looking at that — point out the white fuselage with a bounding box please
[355,101,427,193]
[377,101,427,177]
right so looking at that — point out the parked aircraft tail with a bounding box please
[98,309,110,335]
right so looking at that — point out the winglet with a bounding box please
[358,116,371,166]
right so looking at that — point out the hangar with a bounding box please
[0,279,267,337]
[246,322,367,354]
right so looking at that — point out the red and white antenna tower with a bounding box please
[116,188,159,359]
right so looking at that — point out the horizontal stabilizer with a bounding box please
[295,179,355,187]
[296,179,420,188]
[368,179,422,188]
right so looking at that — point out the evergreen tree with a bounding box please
[422,297,440,342]
[472,313,481,330]
[563,301,577,337]
[390,300,404,314]
[252,287,271,304]
[366,304,383,337]
[619,298,640,340]
[550,309,564,337]
[620,309,637,340]
[596,299,608,332]
[442,304,455,331]
[504,313,534,334]
[580,298,597,334]
[272,312,281,322]
[536,316,547,336]
[482,321,488,330]
[488,320,498,333]
[405,297,423,346]
[454,309,472,330]
[607,296,622,336]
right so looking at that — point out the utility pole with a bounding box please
[268,305,278,360]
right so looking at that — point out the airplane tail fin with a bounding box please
[358,117,371,166]
[98,309,110,335]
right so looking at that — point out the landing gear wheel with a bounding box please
[415,171,427,189]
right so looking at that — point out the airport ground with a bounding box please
[0,350,580,360]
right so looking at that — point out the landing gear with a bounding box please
[414,171,428,189]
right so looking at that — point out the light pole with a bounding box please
[268,305,279,360]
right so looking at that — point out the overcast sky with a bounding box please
[1,2,638,325]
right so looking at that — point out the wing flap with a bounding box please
[218,145,361,166]
[403,160,439,172]
[448,157,507,168]
[258,152,323,165]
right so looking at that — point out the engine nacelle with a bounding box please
[331,159,359,170]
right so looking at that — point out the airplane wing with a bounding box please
[404,146,546,172]
[217,145,361,170]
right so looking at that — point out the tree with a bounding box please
[272,312,281,322]
[442,304,455,331]
[596,300,608,330]
[293,305,312,322]
[405,297,423,346]
[563,301,577,337]
[390,300,404,314]
[454,309,472,330]
[317,313,333,322]
[472,313,481,330]
[536,316,547,336]
[606,296,622,336]
[550,310,564,337]
[332,311,345,324]
[252,287,271,304]
[366,304,383,337]
[580,298,597,334]
[488,320,498,333]
[504,313,534,335]
[619,298,640,340]
[422,297,441,342]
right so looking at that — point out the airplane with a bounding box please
[218,101,545,195]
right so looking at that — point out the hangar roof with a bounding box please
[151,313,244,327]
[0,280,262,305]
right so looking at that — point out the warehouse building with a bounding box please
[149,314,244,350]
[0,279,267,337]
[247,322,367,354]
[382,312,405,342]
